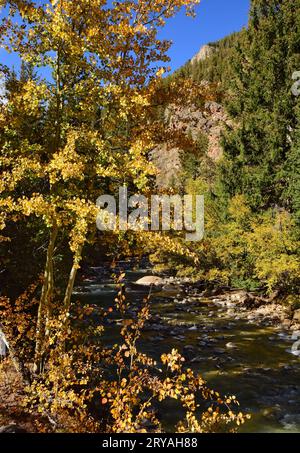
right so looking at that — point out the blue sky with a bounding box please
[161,0,250,71]
[0,0,250,75]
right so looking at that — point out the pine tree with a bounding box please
[221,0,300,210]
[285,106,300,224]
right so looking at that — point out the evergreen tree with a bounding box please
[221,0,300,209]
[167,32,243,88]
[285,106,300,223]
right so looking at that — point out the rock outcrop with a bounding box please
[150,100,231,188]
[190,44,216,65]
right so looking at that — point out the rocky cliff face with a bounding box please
[150,44,231,189]
[150,100,230,188]
[190,44,216,65]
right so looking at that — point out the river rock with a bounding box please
[291,331,300,341]
[226,342,237,349]
[228,290,248,303]
[183,345,196,353]
[291,339,300,356]
[262,406,281,420]
[280,414,300,430]
[135,276,163,286]
[189,356,203,363]
[281,319,292,329]
[183,345,198,361]
[198,341,208,347]
[214,348,226,355]
[188,325,198,331]
[293,309,300,323]
[162,284,177,291]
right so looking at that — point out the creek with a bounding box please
[73,267,300,433]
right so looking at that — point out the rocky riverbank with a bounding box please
[84,266,300,336]
[152,275,300,334]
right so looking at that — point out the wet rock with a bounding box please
[162,284,173,291]
[262,406,281,420]
[247,314,257,321]
[293,309,300,323]
[280,414,300,430]
[278,332,290,340]
[213,348,226,355]
[281,319,292,329]
[188,325,198,331]
[175,299,188,305]
[198,341,208,347]
[169,328,183,336]
[183,345,196,352]
[291,330,300,341]
[227,290,248,304]
[291,340,300,356]
[226,342,237,349]
[151,324,168,332]
[174,335,185,341]
[190,356,205,363]
[174,307,186,313]
[183,345,198,360]
[206,338,218,345]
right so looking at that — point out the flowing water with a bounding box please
[73,267,300,433]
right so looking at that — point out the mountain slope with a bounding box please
[151,34,241,188]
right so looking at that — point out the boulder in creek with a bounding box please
[281,319,292,329]
[291,330,300,341]
[226,342,238,349]
[293,309,300,323]
[134,276,164,287]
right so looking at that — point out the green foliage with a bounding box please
[209,196,300,293]
[169,32,243,88]
[151,186,300,294]
[180,131,209,183]
[222,0,300,210]
[284,106,300,224]
[161,0,300,296]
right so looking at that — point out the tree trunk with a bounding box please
[59,245,83,350]
[33,224,58,374]
[63,245,83,311]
